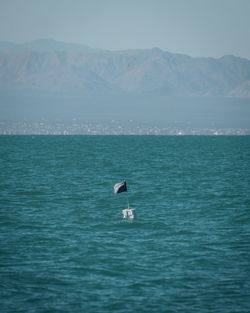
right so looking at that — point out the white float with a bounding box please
[122,208,136,220]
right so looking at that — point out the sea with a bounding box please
[1,135,250,313]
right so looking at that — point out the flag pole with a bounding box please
[126,192,130,209]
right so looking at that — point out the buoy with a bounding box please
[122,208,135,220]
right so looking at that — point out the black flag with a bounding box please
[114,180,127,194]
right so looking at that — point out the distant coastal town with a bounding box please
[0,120,249,135]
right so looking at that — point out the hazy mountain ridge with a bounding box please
[0,40,250,98]
[0,38,100,54]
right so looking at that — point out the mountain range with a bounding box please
[0,39,250,98]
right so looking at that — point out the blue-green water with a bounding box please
[1,136,250,313]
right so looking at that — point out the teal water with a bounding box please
[1,136,250,313]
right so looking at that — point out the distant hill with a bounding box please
[0,40,250,98]
[0,38,100,54]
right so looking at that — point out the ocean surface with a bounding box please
[1,135,250,313]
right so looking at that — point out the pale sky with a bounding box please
[0,0,250,59]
